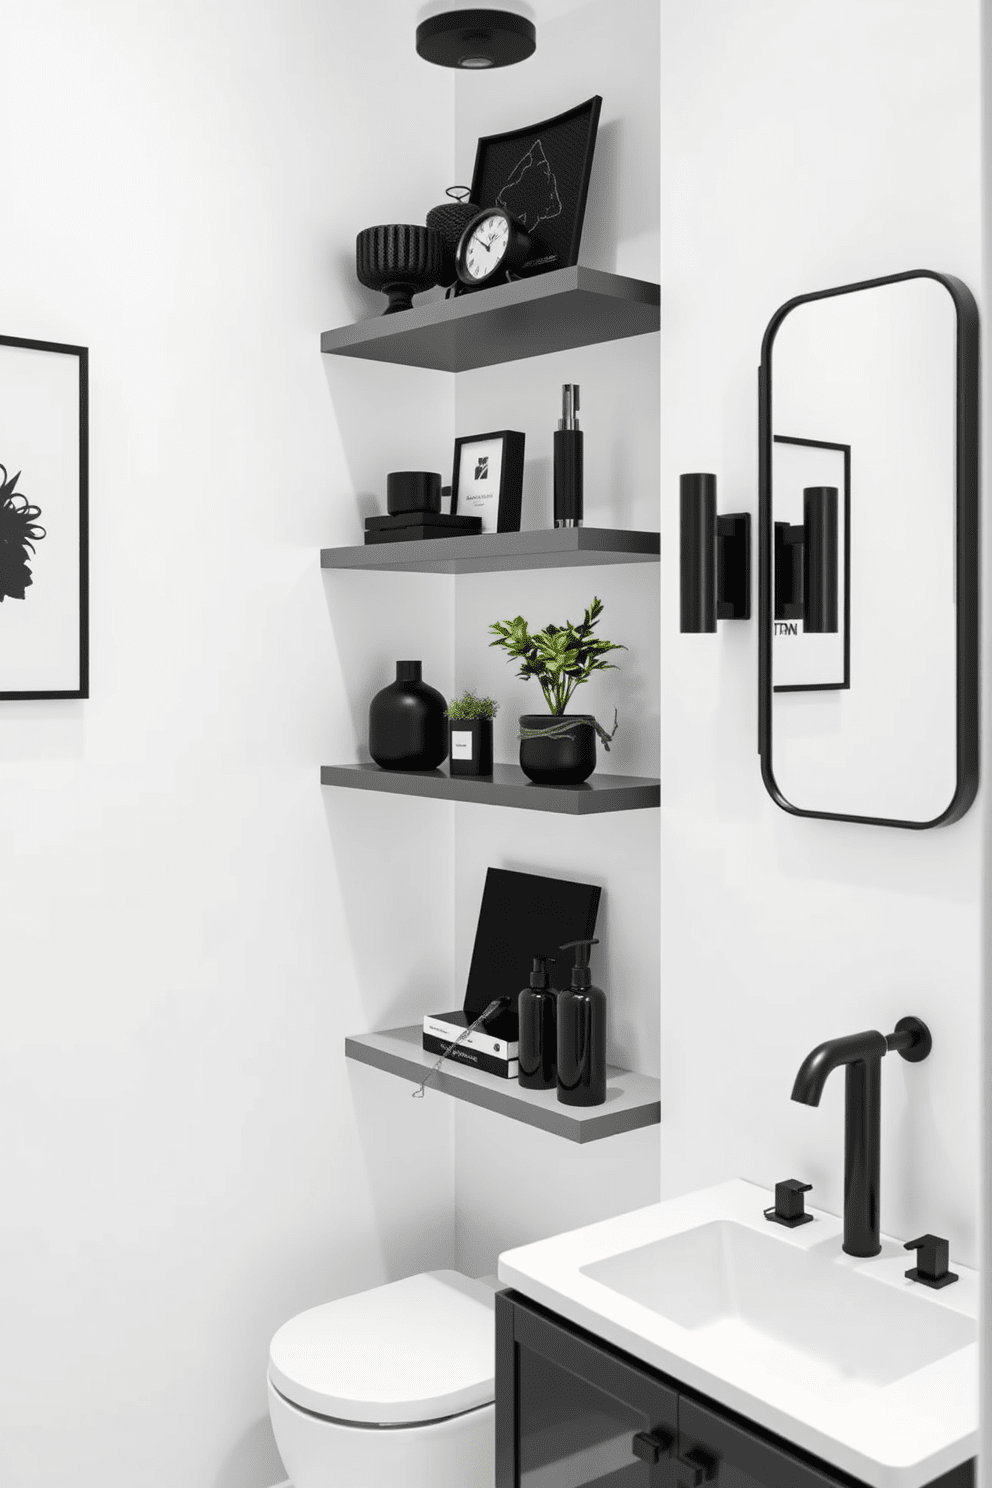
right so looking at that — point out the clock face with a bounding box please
[463,213,510,282]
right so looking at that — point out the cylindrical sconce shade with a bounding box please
[680,473,717,632]
[803,486,839,633]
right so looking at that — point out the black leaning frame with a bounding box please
[0,334,89,701]
[772,435,851,694]
[451,430,525,532]
[758,270,979,830]
[469,96,602,278]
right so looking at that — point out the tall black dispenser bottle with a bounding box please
[553,383,583,527]
[518,955,558,1090]
[556,938,606,1106]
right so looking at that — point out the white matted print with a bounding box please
[0,337,88,698]
[454,435,505,533]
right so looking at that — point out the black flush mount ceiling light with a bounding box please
[416,8,536,69]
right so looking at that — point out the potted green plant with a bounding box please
[445,690,499,776]
[489,597,623,784]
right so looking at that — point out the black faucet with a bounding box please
[790,1016,931,1257]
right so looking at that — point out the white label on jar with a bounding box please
[452,730,474,760]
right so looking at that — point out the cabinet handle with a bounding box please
[675,1447,719,1485]
[632,1429,674,1464]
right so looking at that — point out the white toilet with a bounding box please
[267,1269,496,1488]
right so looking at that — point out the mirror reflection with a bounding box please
[759,272,978,827]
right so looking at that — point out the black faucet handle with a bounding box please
[764,1179,814,1228]
[904,1234,959,1288]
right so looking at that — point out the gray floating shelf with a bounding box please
[321,762,660,815]
[346,1025,661,1143]
[321,267,660,372]
[321,526,660,576]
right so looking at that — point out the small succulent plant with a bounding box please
[445,690,499,721]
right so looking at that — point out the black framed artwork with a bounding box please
[469,96,602,278]
[0,335,88,699]
[451,431,525,533]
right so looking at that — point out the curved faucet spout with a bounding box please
[790,1029,888,1106]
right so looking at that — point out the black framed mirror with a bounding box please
[758,270,979,829]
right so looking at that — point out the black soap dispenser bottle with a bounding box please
[556,938,606,1106]
[518,955,558,1090]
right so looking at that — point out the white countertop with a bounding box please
[497,1179,978,1488]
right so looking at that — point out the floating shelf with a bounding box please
[321,762,660,815]
[321,526,660,576]
[346,1025,661,1143]
[321,267,660,372]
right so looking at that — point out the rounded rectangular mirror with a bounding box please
[758,270,978,828]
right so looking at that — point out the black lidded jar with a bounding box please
[518,955,558,1090]
[369,661,448,771]
[556,938,606,1107]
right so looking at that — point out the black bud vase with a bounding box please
[369,661,448,771]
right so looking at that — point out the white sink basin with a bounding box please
[583,1219,975,1397]
[498,1180,978,1488]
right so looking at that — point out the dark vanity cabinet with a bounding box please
[495,1290,975,1488]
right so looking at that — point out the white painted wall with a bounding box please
[660,0,983,1280]
[451,0,661,1276]
[0,4,459,1487]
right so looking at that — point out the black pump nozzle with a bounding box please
[530,955,556,988]
[560,938,599,988]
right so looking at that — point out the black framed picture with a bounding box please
[451,431,525,533]
[0,335,88,699]
[469,96,602,278]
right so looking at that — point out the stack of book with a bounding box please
[364,512,482,545]
[422,1010,519,1079]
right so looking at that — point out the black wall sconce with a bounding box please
[680,473,751,632]
[416,8,536,68]
[774,486,839,633]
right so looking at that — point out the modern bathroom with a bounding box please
[0,1,988,1486]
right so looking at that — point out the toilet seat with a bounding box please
[268,1269,496,1425]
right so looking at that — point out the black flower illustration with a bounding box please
[0,464,46,602]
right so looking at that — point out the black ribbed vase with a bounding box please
[355,225,442,314]
[369,661,448,771]
[518,714,596,785]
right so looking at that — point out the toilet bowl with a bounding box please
[267,1269,496,1488]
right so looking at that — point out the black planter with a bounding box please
[369,661,448,771]
[448,717,493,776]
[355,225,442,315]
[519,714,596,785]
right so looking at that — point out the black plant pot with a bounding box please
[369,661,448,770]
[355,225,442,315]
[518,714,596,785]
[448,717,493,776]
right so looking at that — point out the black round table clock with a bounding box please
[455,207,532,290]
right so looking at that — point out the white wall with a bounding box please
[451,0,662,1275]
[660,0,983,1277]
[0,4,460,1486]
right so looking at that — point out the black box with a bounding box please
[365,511,482,534]
[365,522,482,545]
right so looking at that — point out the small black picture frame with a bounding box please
[469,96,602,278]
[0,334,88,700]
[451,431,525,533]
